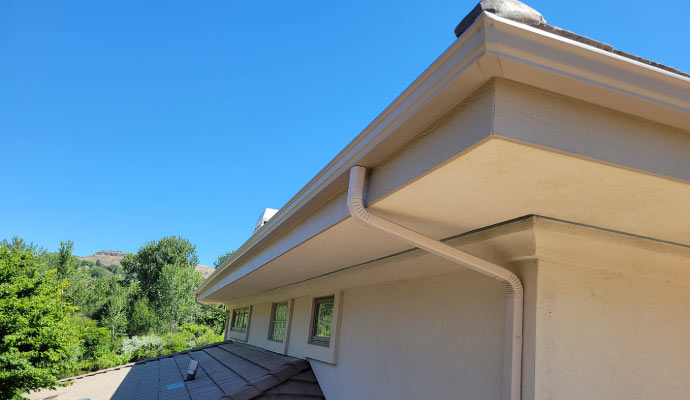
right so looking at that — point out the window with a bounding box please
[310,296,334,346]
[268,302,288,342]
[230,307,249,332]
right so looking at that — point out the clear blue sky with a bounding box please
[2,1,689,266]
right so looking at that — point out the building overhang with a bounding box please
[198,11,690,303]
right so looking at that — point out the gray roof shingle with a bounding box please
[101,340,324,400]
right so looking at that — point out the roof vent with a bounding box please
[454,0,545,37]
[254,208,279,233]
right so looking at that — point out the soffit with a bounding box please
[203,139,690,302]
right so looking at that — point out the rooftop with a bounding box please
[27,341,324,400]
[455,0,689,78]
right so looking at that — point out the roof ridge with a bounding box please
[219,359,311,400]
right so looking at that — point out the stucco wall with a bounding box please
[532,218,690,400]
[219,217,690,399]
[311,269,506,400]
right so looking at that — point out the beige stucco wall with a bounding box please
[224,218,537,399]
[531,218,690,400]
[222,216,690,399]
[310,269,506,400]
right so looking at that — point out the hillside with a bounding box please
[79,250,215,278]
[195,264,214,279]
[79,250,127,267]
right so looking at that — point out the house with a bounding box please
[197,0,690,399]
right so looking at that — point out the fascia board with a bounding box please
[481,13,690,130]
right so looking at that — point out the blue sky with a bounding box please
[2,0,689,266]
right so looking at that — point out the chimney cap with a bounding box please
[455,0,545,38]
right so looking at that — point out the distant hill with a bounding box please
[79,250,215,278]
[195,265,214,279]
[79,250,127,267]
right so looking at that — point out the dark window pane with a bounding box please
[270,321,286,341]
[231,308,249,332]
[274,303,287,321]
[311,296,334,344]
[269,302,288,342]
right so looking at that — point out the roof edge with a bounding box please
[198,11,690,302]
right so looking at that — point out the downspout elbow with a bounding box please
[346,165,371,225]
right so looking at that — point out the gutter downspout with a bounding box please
[347,166,523,400]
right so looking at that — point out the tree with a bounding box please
[0,243,79,399]
[0,237,34,253]
[121,236,198,298]
[62,268,96,316]
[100,279,130,340]
[153,264,203,332]
[56,241,78,278]
[128,297,157,336]
[69,314,127,371]
[213,251,234,268]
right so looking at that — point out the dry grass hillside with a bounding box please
[79,250,215,278]
[78,250,127,267]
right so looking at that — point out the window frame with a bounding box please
[230,307,249,332]
[309,295,335,346]
[267,301,289,343]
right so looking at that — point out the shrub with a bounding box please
[121,335,163,361]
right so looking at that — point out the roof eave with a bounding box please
[198,11,690,302]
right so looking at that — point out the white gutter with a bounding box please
[347,166,524,400]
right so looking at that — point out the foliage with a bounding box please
[56,241,78,278]
[1,236,231,396]
[120,324,222,362]
[154,264,203,332]
[1,237,36,253]
[99,278,131,339]
[213,250,234,268]
[121,236,198,299]
[128,297,157,336]
[0,244,79,400]
[120,334,163,360]
[68,315,129,373]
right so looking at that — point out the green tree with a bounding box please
[93,277,133,340]
[153,264,203,332]
[213,250,234,268]
[102,289,128,339]
[121,236,198,298]
[56,241,78,278]
[0,243,79,399]
[0,237,35,253]
[68,315,127,372]
[128,297,157,336]
[62,268,97,316]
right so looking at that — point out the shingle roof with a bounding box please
[30,341,324,400]
[116,341,323,400]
